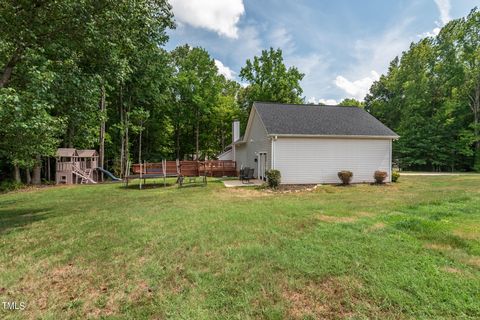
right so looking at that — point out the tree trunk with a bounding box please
[471,83,480,170]
[174,122,180,160]
[25,169,32,184]
[119,85,125,178]
[32,155,42,185]
[124,104,130,178]
[67,126,74,148]
[99,85,106,181]
[220,120,225,151]
[195,108,200,160]
[0,47,23,88]
[195,121,199,160]
[138,126,142,166]
[47,157,51,181]
[13,165,21,183]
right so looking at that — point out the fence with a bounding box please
[131,160,237,177]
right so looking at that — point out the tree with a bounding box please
[365,9,480,172]
[170,45,222,159]
[0,71,64,183]
[338,98,364,107]
[0,0,174,182]
[239,48,304,108]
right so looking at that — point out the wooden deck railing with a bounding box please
[131,160,237,177]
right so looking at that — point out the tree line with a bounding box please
[1,2,479,186]
[365,8,480,172]
[0,1,304,184]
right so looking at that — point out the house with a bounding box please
[229,102,399,184]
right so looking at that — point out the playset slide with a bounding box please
[96,167,121,181]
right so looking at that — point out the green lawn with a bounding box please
[1,176,479,319]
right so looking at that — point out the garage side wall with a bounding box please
[274,137,391,184]
[235,110,271,177]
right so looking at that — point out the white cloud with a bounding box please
[227,26,263,66]
[169,0,245,38]
[307,97,338,105]
[269,27,295,54]
[285,53,334,101]
[419,0,451,38]
[307,96,317,104]
[334,71,380,100]
[214,59,236,79]
[318,98,338,105]
[434,0,451,25]
[419,27,441,38]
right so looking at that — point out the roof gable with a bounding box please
[77,150,98,157]
[253,102,398,138]
[56,148,78,157]
[235,105,269,144]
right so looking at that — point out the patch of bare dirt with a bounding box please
[453,229,479,240]
[276,184,317,193]
[282,276,370,319]
[424,243,454,251]
[315,214,357,223]
[461,257,480,268]
[441,266,463,274]
[366,222,386,232]
[355,211,376,218]
[6,261,128,319]
[221,187,272,198]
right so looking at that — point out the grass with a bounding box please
[0,176,479,319]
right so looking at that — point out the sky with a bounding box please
[165,0,478,104]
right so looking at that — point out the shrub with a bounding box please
[266,169,281,189]
[374,171,388,184]
[0,180,23,193]
[337,170,353,185]
[392,171,400,183]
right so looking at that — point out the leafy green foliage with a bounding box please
[365,9,480,172]
[392,171,400,183]
[266,169,281,189]
[239,48,304,109]
[338,98,364,107]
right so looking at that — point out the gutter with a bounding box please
[268,134,400,140]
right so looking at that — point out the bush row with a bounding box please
[264,169,400,189]
[338,170,400,185]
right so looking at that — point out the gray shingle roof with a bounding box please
[253,102,398,137]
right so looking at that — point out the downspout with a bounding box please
[271,136,277,170]
[389,139,392,182]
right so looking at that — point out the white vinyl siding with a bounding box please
[235,144,247,167]
[234,110,271,177]
[218,149,233,161]
[274,137,391,184]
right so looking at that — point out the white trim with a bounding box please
[269,134,399,139]
[389,139,392,182]
[271,137,275,169]
[257,151,267,180]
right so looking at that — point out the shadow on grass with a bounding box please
[123,182,176,190]
[0,207,52,234]
[394,218,471,251]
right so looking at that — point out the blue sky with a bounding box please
[166,0,478,104]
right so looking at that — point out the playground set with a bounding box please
[55,148,120,184]
[55,148,237,188]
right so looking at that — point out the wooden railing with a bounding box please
[57,161,76,172]
[131,160,237,177]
